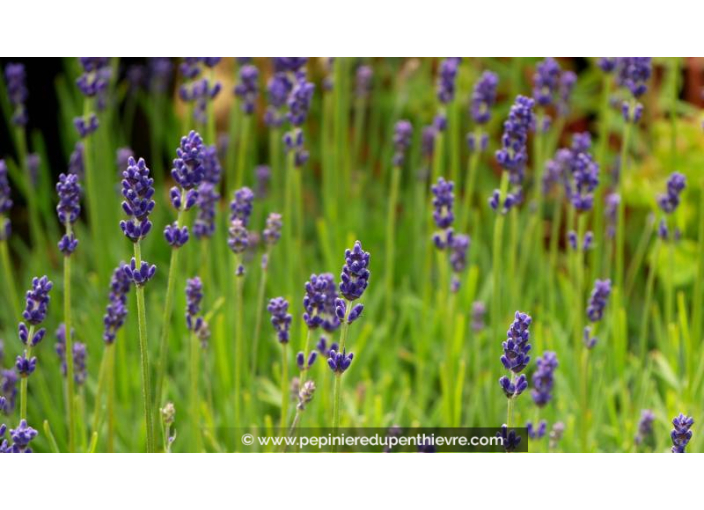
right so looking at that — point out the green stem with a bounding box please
[384,165,401,313]
[281,343,288,430]
[692,178,704,347]
[190,330,202,452]
[460,140,481,234]
[640,239,660,359]
[236,116,251,188]
[615,103,634,294]
[492,173,510,345]
[64,248,76,453]
[134,242,155,453]
[331,305,352,451]
[154,198,187,409]
[251,254,270,376]
[234,265,244,428]
[107,344,115,453]
[19,326,34,420]
[0,238,20,321]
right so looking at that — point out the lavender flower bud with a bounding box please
[532,58,561,107]
[1,369,18,414]
[287,73,315,127]
[495,95,534,186]
[470,71,498,125]
[234,64,259,115]
[436,58,461,104]
[0,160,12,241]
[268,297,292,344]
[496,424,521,453]
[635,409,655,446]
[262,212,283,246]
[303,273,341,332]
[120,157,155,243]
[164,222,189,248]
[392,120,413,167]
[123,258,156,287]
[657,172,686,214]
[587,279,611,322]
[527,420,547,440]
[16,352,37,377]
[531,351,558,407]
[499,311,533,398]
[327,349,354,374]
[56,173,82,255]
[5,63,28,126]
[103,263,131,344]
[9,419,38,452]
[557,71,577,117]
[671,413,694,453]
[297,380,316,410]
[230,187,255,227]
[265,73,292,127]
[22,276,53,326]
[339,241,371,302]
[471,301,486,332]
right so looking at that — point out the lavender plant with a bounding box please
[119,155,157,452]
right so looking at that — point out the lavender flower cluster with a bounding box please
[499,312,532,398]
[0,160,11,241]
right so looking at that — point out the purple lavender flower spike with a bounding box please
[471,301,486,332]
[597,58,617,73]
[268,297,292,344]
[470,71,499,125]
[185,277,208,336]
[496,424,522,452]
[68,142,84,178]
[120,157,155,243]
[273,58,308,74]
[55,324,87,385]
[194,145,222,240]
[5,63,28,126]
[671,413,694,453]
[56,173,82,255]
[617,57,652,123]
[327,349,354,374]
[171,131,205,213]
[103,263,131,344]
[287,73,315,127]
[392,120,413,167]
[355,65,373,98]
[179,59,221,124]
[303,273,341,332]
[532,58,561,107]
[1,370,18,414]
[262,212,283,246]
[498,311,533,399]
[422,126,436,160]
[605,193,620,239]
[26,153,40,186]
[587,279,611,322]
[255,165,271,197]
[527,420,547,440]
[657,172,686,214]
[436,58,461,104]
[531,351,558,407]
[635,409,655,446]
[0,160,12,241]
[230,187,255,227]
[164,222,189,248]
[339,241,371,302]
[149,58,173,94]
[234,64,259,115]
[265,73,292,127]
[494,95,534,211]
[15,353,37,377]
[9,419,38,452]
[557,71,577,117]
[74,58,110,136]
[123,258,156,287]
[583,326,598,349]
[431,177,455,249]
[22,276,53,326]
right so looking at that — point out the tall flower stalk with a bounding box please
[614,58,652,294]
[330,241,369,449]
[0,159,20,320]
[461,71,498,233]
[17,276,52,423]
[234,63,259,187]
[155,131,205,409]
[229,186,254,427]
[499,311,532,430]
[385,121,412,312]
[251,213,282,375]
[56,172,81,451]
[267,297,293,429]
[119,156,157,452]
